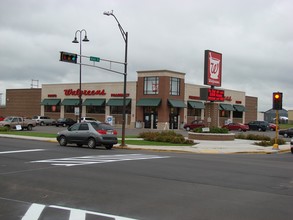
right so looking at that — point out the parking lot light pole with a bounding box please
[103,10,128,147]
[72,29,89,122]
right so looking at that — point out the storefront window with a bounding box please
[219,110,230,117]
[86,106,105,114]
[110,105,131,114]
[233,111,243,118]
[44,105,60,113]
[65,105,75,113]
[170,77,180,95]
[144,77,159,95]
[187,108,201,116]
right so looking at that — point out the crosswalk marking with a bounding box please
[30,154,170,167]
[22,203,137,220]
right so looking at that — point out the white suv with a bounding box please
[32,116,56,126]
[80,117,99,123]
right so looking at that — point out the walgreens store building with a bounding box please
[40,69,257,129]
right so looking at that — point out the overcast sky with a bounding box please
[0,0,292,111]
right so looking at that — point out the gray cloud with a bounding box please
[0,0,292,111]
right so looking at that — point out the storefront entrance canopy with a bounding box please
[61,99,80,106]
[188,101,205,109]
[219,103,235,111]
[233,104,246,112]
[41,99,61,105]
[83,99,106,106]
[106,98,131,106]
[136,98,161,107]
[168,99,187,108]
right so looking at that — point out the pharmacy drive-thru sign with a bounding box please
[204,50,222,87]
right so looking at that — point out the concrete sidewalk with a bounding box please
[0,134,291,154]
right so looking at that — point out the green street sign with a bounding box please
[90,56,100,62]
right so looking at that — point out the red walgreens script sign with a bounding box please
[204,50,222,87]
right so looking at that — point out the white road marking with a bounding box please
[0,149,45,154]
[22,203,137,220]
[22,203,45,220]
[31,154,170,167]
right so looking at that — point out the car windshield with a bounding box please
[4,117,13,122]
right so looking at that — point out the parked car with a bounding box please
[32,116,56,126]
[0,116,4,121]
[290,138,293,154]
[269,123,278,131]
[222,122,249,131]
[57,122,118,149]
[0,116,36,130]
[80,117,99,123]
[183,120,205,131]
[278,128,293,138]
[247,121,269,131]
[55,118,76,127]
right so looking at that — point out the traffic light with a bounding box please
[273,92,283,110]
[60,51,78,63]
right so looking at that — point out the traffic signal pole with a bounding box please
[273,110,279,150]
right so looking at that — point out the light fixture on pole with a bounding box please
[72,29,89,122]
[103,10,128,147]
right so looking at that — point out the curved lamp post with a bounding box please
[103,10,128,147]
[72,29,89,122]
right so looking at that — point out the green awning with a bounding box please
[41,99,61,105]
[188,101,205,109]
[136,98,161,107]
[168,99,187,108]
[219,103,235,111]
[233,105,246,112]
[83,99,106,106]
[61,99,80,106]
[106,98,131,106]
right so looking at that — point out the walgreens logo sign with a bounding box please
[64,89,106,96]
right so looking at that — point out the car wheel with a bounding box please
[284,133,288,138]
[27,125,33,131]
[40,121,45,126]
[87,138,96,149]
[186,127,190,131]
[105,145,113,150]
[258,127,262,131]
[58,136,67,146]
[62,123,66,127]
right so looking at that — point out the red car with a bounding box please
[0,116,4,121]
[269,123,278,131]
[222,123,249,131]
[184,120,205,131]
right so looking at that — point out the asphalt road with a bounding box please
[1,138,293,220]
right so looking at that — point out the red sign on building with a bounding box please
[204,50,222,87]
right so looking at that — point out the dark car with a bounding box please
[222,122,249,131]
[278,128,293,138]
[247,121,269,131]
[55,118,76,127]
[57,122,118,149]
[183,120,205,131]
[290,138,293,154]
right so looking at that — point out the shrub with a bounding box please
[254,138,286,146]
[235,133,271,141]
[0,126,10,132]
[138,131,193,145]
[192,127,228,133]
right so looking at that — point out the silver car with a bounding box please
[56,122,118,149]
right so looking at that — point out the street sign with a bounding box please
[90,56,100,62]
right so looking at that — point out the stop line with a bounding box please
[30,154,170,167]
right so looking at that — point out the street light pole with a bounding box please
[103,10,128,147]
[72,29,89,122]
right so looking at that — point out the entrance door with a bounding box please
[169,114,178,129]
[144,113,157,129]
